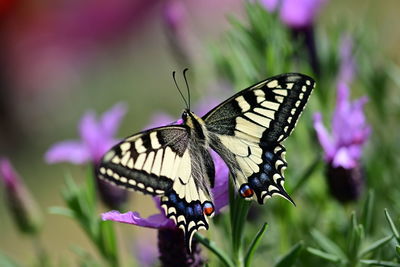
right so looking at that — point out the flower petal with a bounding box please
[210,150,229,213]
[102,210,175,229]
[45,140,90,164]
[0,158,18,188]
[280,0,326,28]
[332,147,357,169]
[313,113,335,160]
[100,102,127,138]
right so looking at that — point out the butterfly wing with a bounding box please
[97,125,214,251]
[203,73,315,203]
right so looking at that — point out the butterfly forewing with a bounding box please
[203,73,315,203]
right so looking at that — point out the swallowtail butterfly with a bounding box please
[97,73,314,251]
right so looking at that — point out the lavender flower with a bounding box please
[313,83,370,202]
[45,103,129,209]
[0,158,42,234]
[262,0,327,29]
[262,0,327,75]
[102,98,229,264]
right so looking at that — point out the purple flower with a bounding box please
[313,83,370,169]
[0,158,42,234]
[338,35,356,85]
[313,80,370,202]
[45,103,129,209]
[262,0,327,29]
[45,103,127,165]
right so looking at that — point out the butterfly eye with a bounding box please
[182,110,189,121]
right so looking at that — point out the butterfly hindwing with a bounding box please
[203,73,314,203]
[98,125,215,252]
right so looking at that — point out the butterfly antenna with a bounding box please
[173,70,189,109]
[183,68,191,110]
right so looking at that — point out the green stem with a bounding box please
[195,233,235,267]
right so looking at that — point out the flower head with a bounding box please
[262,0,327,29]
[313,43,370,202]
[45,103,127,165]
[313,83,370,169]
[0,158,42,234]
[45,103,129,209]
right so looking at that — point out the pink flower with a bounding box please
[45,103,127,165]
[262,0,327,29]
[0,158,42,234]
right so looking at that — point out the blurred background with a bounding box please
[0,0,399,266]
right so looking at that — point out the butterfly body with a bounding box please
[97,73,315,251]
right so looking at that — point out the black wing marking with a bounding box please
[97,125,215,252]
[203,73,314,203]
[203,73,314,143]
[98,126,189,195]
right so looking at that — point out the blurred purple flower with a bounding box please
[45,103,127,165]
[262,0,327,29]
[313,82,370,202]
[0,158,42,234]
[134,242,159,267]
[313,83,370,169]
[338,35,356,85]
[45,103,129,209]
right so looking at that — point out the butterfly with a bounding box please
[97,72,315,251]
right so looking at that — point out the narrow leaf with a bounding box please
[361,190,375,233]
[396,245,400,256]
[48,206,75,218]
[360,235,393,256]
[307,247,340,263]
[360,259,400,266]
[385,209,400,242]
[275,241,304,267]
[244,223,268,267]
[195,233,235,267]
[311,229,347,259]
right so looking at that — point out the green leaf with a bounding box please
[385,209,400,242]
[244,223,268,267]
[306,247,340,263]
[48,206,75,218]
[396,245,400,256]
[99,220,118,266]
[275,241,304,267]
[361,190,375,233]
[347,212,364,259]
[291,156,321,195]
[195,233,235,267]
[360,235,394,257]
[229,179,251,263]
[360,259,400,266]
[311,229,347,259]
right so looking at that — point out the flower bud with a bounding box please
[0,158,42,235]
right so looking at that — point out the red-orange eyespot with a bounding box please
[203,202,215,216]
[239,184,254,198]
